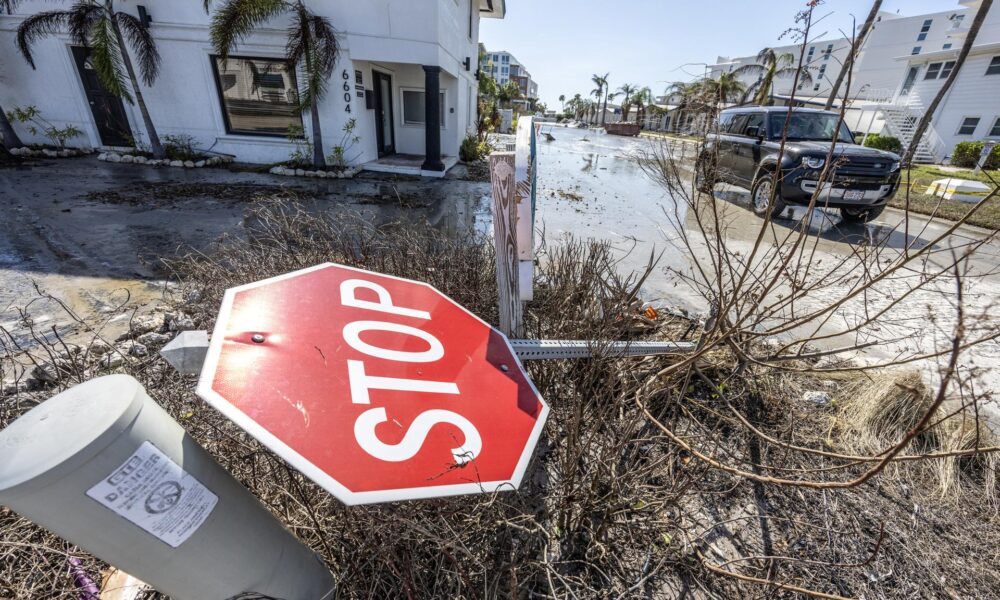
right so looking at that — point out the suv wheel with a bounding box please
[840,204,886,223]
[750,171,787,219]
[695,155,717,194]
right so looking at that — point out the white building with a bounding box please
[706,1,1000,163]
[479,49,538,108]
[0,0,505,176]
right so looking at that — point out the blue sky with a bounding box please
[481,0,964,109]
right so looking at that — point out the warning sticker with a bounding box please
[87,441,218,548]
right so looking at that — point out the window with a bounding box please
[925,63,942,79]
[943,43,953,50]
[742,112,764,136]
[987,56,1000,75]
[501,55,509,63]
[401,90,446,127]
[813,83,821,91]
[824,43,833,60]
[818,64,827,80]
[211,56,301,137]
[957,117,980,135]
[901,66,919,94]
[940,61,956,79]
[917,32,927,41]
[989,117,1000,137]
[911,46,922,55]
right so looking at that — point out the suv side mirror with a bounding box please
[745,125,763,140]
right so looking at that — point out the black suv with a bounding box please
[697,107,901,222]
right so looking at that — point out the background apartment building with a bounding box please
[480,49,539,109]
[1,0,505,176]
[704,0,999,163]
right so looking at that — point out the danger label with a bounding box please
[87,441,218,548]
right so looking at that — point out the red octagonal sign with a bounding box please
[197,263,548,505]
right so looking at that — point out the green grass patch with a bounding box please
[889,165,1000,230]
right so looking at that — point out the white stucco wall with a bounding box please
[0,0,484,166]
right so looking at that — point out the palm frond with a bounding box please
[775,66,813,85]
[756,47,776,66]
[210,0,286,61]
[732,63,765,78]
[68,1,102,47]
[287,6,337,111]
[16,10,72,68]
[1,0,21,14]
[115,11,161,86]
[90,15,133,103]
[776,52,796,68]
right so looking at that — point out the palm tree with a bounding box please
[702,72,746,105]
[733,47,812,106]
[558,93,565,112]
[497,80,521,109]
[209,0,339,168]
[904,0,993,165]
[633,86,652,127]
[16,0,165,157]
[590,86,603,124]
[617,83,637,121]
[825,0,882,110]
[591,72,609,124]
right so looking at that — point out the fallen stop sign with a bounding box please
[197,263,548,505]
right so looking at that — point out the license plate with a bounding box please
[844,189,865,200]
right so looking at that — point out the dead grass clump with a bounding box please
[835,371,936,454]
[834,370,1000,504]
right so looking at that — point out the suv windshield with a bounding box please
[767,112,854,143]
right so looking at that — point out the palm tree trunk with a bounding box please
[903,0,992,165]
[111,15,164,158]
[0,103,23,149]
[601,89,608,125]
[825,0,882,110]
[309,93,325,168]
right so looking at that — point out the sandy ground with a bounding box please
[2,139,998,413]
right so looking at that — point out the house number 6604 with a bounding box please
[343,69,352,112]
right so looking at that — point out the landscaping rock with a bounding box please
[269,166,283,175]
[295,168,305,176]
[137,331,173,346]
[169,160,184,167]
[32,359,73,383]
[100,352,125,368]
[135,156,147,164]
[169,315,197,332]
[98,152,108,161]
[129,313,164,336]
[42,149,58,158]
[118,340,149,357]
[184,160,195,168]
[86,338,113,357]
[107,153,122,163]
[121,154,134,163]
[195,160,205,168]
[803,391,832,405]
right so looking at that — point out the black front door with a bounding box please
[372,70,395,156]
[72,46,131,147]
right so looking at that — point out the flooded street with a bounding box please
[534,126,1000,415]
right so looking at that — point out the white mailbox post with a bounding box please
[0,375,335,600]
